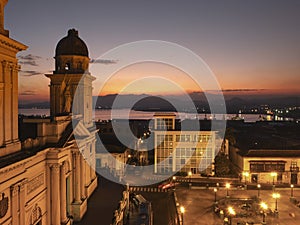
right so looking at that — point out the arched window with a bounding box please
[65,62,71,71]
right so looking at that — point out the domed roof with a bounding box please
[55,29,89,57]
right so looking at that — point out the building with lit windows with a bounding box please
[229,121,300,184]
[153,113,221,175]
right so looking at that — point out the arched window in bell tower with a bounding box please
[65,62,70,71]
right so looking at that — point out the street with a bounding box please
[130,189,178,225]
[75,176,125,225]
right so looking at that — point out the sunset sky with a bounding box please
[5,1,300,103]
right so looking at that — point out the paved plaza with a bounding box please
[175,186,300,225]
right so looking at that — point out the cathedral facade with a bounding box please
[0,1,97,225]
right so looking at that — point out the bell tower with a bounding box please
[46,29,95,128]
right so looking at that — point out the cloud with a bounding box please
[221,89,266,92]
[19,61,39,66]
[18,54,41,60]
[90,59,118,64]
[19,90,36,96]
[19,70,43,76]
[18,54,42,67]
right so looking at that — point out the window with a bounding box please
[250,161,285,172]
[156,118,173,130]
[176,135,191,142]
[65,62,71,70]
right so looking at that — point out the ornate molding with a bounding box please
[30,204,42,225]
[64,160,71,174]
[10,185,19,197]
[0,162,27,176]
[27,174,44,194]
[1,60,12,70]
[49,163,60,174]
[0,36,27,52]
[19,179,27,192]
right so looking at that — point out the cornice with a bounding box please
[0,34,27,52]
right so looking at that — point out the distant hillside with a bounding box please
[19,101,49,109]
[19,94,300,114]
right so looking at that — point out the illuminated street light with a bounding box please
[242,171,249,190]
[180,206,185,225]
[270,172,277,185]
[260,202,268,224]
[227,206,236,225]
[242,171,249,185]
[272,192,280,212]
[213,188,218,203]
[291,184,294,198]
[172,176,176,191]
[188,171,192,188]
[257,184,261,199]
[225,183,230,198]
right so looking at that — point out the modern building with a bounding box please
[229,121,300,184]
[0,3,97,224]
[153,113,221,175]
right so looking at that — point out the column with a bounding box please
[19,181,26,225]
[0,79,4,146]
[11,65,19,142]
[90,161,94,181]
[3,61,11,143]
[80,154,86,199]
[74,152,81,202]
[51,164,61,225]
[60,163,68,223]
[10,185,19,225]
[91,140,97,180]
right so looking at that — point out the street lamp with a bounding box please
[257,184,261,199]
[213,188,218,203]
[188,171,192,188]
[270,172,277,185]
[291,184,294,198]
[225,183,230,198]
[172,176,176,191]
[260,202,268,225]
[242,171,249,186]
[180,206,185,225]
[227,206,236,225]
[272,192,280,212]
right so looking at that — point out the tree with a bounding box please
[214,152,231,177]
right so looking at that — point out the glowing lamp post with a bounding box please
[172,176,176,191]
[180,206,185,225]
[213,188,218,203]
[227,206,236,225]
[188,171,192,189]
[257,184,261,199]
[272,192,280,214]
[225,183,230,198]
[260,202,268,225]
[290,184,294,198]
[271,172,277,185]
[242,171,249,189]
